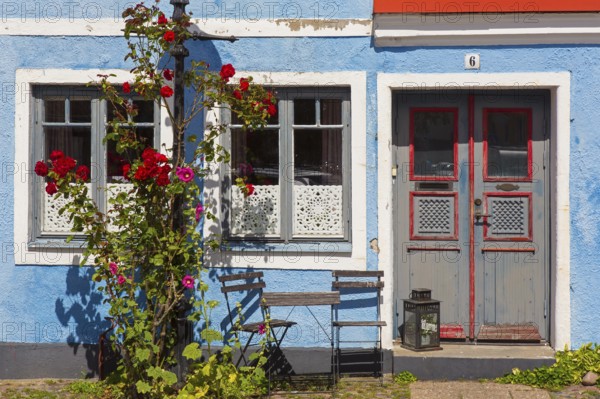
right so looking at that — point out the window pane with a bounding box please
[232,109,279,126]
[106,127,154,182]
[70,100,91,123]
[412,110,456,177]
[294,99,316,125]
[107,102,127,122]
[134,101,154,123]
[44,127,91,170]
[320,99,342,125]
[231,128,279,185]
[487,111,529,178]
[294,129,342,186]
[45,100,65,123]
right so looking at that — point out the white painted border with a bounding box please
[0,18,372,37]
[13,68,173,266]
[377,72,571,350]
[203,71,367,271]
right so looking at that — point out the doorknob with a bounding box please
[474,198,491,220]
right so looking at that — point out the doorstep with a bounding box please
[393,343,556,380]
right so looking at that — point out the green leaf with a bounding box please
[200,328,223,344]
[182,342,203,361]
[136,381,151,394]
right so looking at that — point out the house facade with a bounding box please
[1,0,600,377]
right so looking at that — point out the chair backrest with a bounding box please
[332,270,384,320]
[217,272,266,329]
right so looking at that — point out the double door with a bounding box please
[393,91,549,341]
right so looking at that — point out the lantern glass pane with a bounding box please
[404,310,417,347]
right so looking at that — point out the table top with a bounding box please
[262,291,341,306]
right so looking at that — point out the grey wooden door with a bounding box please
[393,91,549,341]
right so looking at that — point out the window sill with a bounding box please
[221,241,352,254]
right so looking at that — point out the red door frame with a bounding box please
[374,0,600,13]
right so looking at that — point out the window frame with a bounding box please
[221,87,352,243]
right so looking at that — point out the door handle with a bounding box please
[474,211,492,220]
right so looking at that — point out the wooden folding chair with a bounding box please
[218,271,297,367]
[332,270,387,381]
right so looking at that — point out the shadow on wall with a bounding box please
[55,266,109,378]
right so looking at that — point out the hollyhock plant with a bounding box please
[117,275,127,285]
[109,262,118,275]
[195,203,204,222]
[176,166,194,182]
[258,323,266,335]
[182,275,194,289]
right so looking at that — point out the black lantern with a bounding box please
[402,289,442,351]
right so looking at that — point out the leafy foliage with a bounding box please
[35,1,274,398]
[496,343,600,390]
[394,371,418,385]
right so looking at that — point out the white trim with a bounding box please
[374,13,600,46]
[13,68,173,266]
[377,72,571,350]
[203,71,368,271]
[0,18,372,37]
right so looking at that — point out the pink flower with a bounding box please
[176,166,194,182]
[123,82,131,94]
[45,182,58,195]
[182,275,194,289]
[195,203,204,222]
[258,323,266,335]
[109,262,118,275]
[117,275,127,285]
[163,69,173,81]
[238,163,253,176]
[160,85,173,98]
[35,161,48,177]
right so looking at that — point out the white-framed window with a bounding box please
[203,72,367,271]
[223,87,351,242]
[31,85,160,238]
[13,69,171,265]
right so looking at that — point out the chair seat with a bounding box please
[241,319,297,333]
[333,321,387,327]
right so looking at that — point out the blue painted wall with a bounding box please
[0,28,599,349]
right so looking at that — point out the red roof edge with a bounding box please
[374,0,600,14]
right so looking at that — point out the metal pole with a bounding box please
[170,0,191,384]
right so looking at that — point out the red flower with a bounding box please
[239,78,249,92]
[163,30,175,42]
[245,183,255,196]
[53,156,76,178]
[141,148,157,162]
[75,165,90,182]
[163,69,173,81]
[134,165,151,181]
[122,164,131,180]
[123,82,131,94]
[155,153,168,163]
[45,182,58,195]
[157,13,168,25]
[49,150,64,162]
[156,172,170,186]
[34,161,48,177]
[219,64,236,82]
[233,90,242,100]
[160,86,173,98]
[266,104,277,117]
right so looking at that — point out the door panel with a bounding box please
[394,91,549,342]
